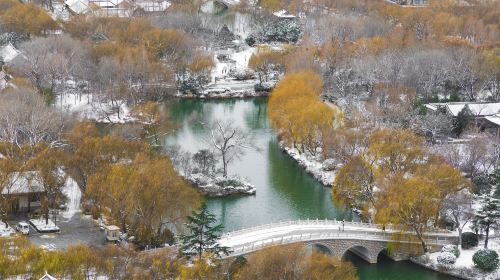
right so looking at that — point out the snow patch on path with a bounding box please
[62,177,82,219]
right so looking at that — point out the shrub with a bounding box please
[231,69,255,81]
[472,175,493,195]
[437,252,457,265]
[263,20,301,43]
[254,82,273,92]
[442,244,460,258]
[473,249,499,271]
[245,34,256,46]
[462,232,479,249]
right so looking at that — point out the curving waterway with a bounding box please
[165,98,457,280]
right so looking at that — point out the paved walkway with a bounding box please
[218,220,457,257]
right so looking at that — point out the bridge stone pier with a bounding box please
[218,220,456,263]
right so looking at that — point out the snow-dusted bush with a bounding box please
[231,68,255,80]
[441,244,460,258]
[245,34,256,46]
[263,20,301,43]
[254,82,274,92]
[322,159,336,171]
[473,249,499,271]
[462,232,479,249]
[437,252,457,265]
[248,19,302,45]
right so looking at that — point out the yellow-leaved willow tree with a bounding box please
[268,71,344,157]
[333,128,472,253]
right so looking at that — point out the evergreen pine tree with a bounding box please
[179,204,230,259]
[452,105,472,136]
[474,197,500,248]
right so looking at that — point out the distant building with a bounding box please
[426,102,500,137]
[65,0,170,16]
[39,272,58,280]
[1,171,45,213]
[425,102,500,118]
[134,0,170,12]
[484,113,500,139]
[65,0,91,15]
[92,0,134,17]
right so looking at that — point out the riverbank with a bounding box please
[410,238,500,280]
[175,88,269,99]
[410,257,472,280]
[280,143,336,187]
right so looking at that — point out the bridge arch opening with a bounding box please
[377,249,391,262]
[304,243,333,256]
[342,245,375,263]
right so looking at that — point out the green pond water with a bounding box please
[165,98,457,280]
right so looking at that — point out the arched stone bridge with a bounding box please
[218,220,458,263]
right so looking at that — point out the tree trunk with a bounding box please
[420,238,428,253]
[222,152,227,178]
[484,225,490,249]
[416,230,428,253]
[457,227,462,249]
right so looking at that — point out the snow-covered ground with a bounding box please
[418,237,500,280]
[0,222,15,237]
[29,218,60,233]
[282,144,336,186]
[61,177,82,219]
[56,92,135,123]
[192,46,261,98]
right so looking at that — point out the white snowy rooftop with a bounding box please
[105,225,120,231]
[39,272,58,280]
[0,43,20,64]
[273,9,296,18]
[65,0,91,14]
[1,171,44,195]
[485,114,500,126]
[426,102,500,117]
[135,0,171,11]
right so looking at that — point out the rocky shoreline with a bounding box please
[280,143,337,187]
[186,173,256,197]
[175,89,270,99]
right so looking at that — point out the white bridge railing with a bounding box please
[219,219,457,257]
[222,219,450,237]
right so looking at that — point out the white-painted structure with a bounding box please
[426,102,500,137]
[425,102,500,118]
[105,225,121,242]
[135,0,170,12]
[218,220,457,260]
[1,171,44,212]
